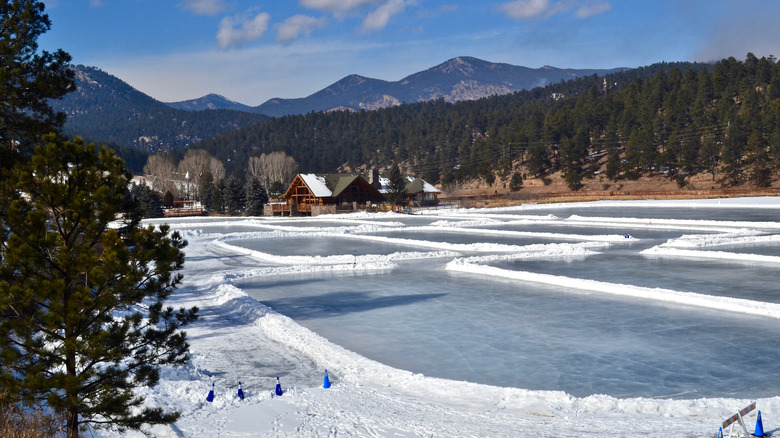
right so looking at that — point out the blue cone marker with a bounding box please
[206,382,215,402]
[323,370,331,388]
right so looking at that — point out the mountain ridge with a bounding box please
[169,56,625,117]
[51,57,626,152]
[53,66,270,151]
[166,93,253,112]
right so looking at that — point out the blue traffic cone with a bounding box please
[275,377,283,396]
[323,370,331,388]
[717,427,723,438]
[206,382,215,402]
[237,381,244,400]
[754,410,765,437]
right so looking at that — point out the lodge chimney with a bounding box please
[369,168,380,188]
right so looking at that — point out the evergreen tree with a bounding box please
[559,128,588,190]
[699,136,721,181]
[746,131,772,187]
[509,171,523,191]
[268,180,285,198]
[198,171,214,205]
[225,175,246,215]
[605,150,622,180]
[130,182,164,218]
[721,119,747,185]
[209,179,227,214]
[0,134,198,438]
[245,177,269,216]
[163,190,174,208]
[525,143,551,177]
[385,163,408,205]
[0,0,75,153]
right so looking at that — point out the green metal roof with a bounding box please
[325,174,362,198]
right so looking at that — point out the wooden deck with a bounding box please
[163,200,203,217]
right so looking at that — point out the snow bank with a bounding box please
[447,259,780,319]
[642,246,780,264]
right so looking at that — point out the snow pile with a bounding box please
[446,261,780,319]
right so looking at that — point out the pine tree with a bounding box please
[131,183,164,218]
[0,134,198,438]
[385,163,408,205]
[198,171,214,204]
[0,0,75,152]
[509,171,523,191]
[225,175,246,215]
[245,177,269,216]
[209,179,227,214]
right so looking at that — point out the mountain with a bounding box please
[256,74,395,116]
[51,58,623,151]
[166,93,254,112]
[251,57,624,116]
[390,57,619,102]
[198,59,718,181]
[51,66,269,151]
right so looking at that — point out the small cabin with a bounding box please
[376,173,440,206]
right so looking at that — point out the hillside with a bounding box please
[438,168,780,208]
[52,59,619,150]
[51,66,269,151]
[199,54,780,197]
[197,61,705,177]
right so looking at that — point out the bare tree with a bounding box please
[248,152,297,188]
[178,149,225,200]
[247,155,263,180]
[143,153,177,196]
[208,157,225,182]
[178,149,211,179]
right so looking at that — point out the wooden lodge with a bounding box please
[267,170,440,216]
[269,173,383,216]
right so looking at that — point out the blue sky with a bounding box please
[39,0,780,106]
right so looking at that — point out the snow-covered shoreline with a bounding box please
[117,197,780,437]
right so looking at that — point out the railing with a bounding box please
[269,203,312,214]
[411,203,460,212]
[163,205,203,217]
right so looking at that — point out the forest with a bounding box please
[197,54,780,190]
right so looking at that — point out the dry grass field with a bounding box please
[439,170,780,208]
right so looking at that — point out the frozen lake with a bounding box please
[172,198,780,400]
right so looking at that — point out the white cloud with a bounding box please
[361,0,411,33]
[179,0,227,16]
[300,0,384,13]
[90,0,103,7]
[276,15,327,45]
[497,0,550,20]
[497,0,610,21]
[575,1,611,18]
[217,12,271,49]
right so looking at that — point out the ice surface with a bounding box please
[202,200,780,399]
[99,198,780,437]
